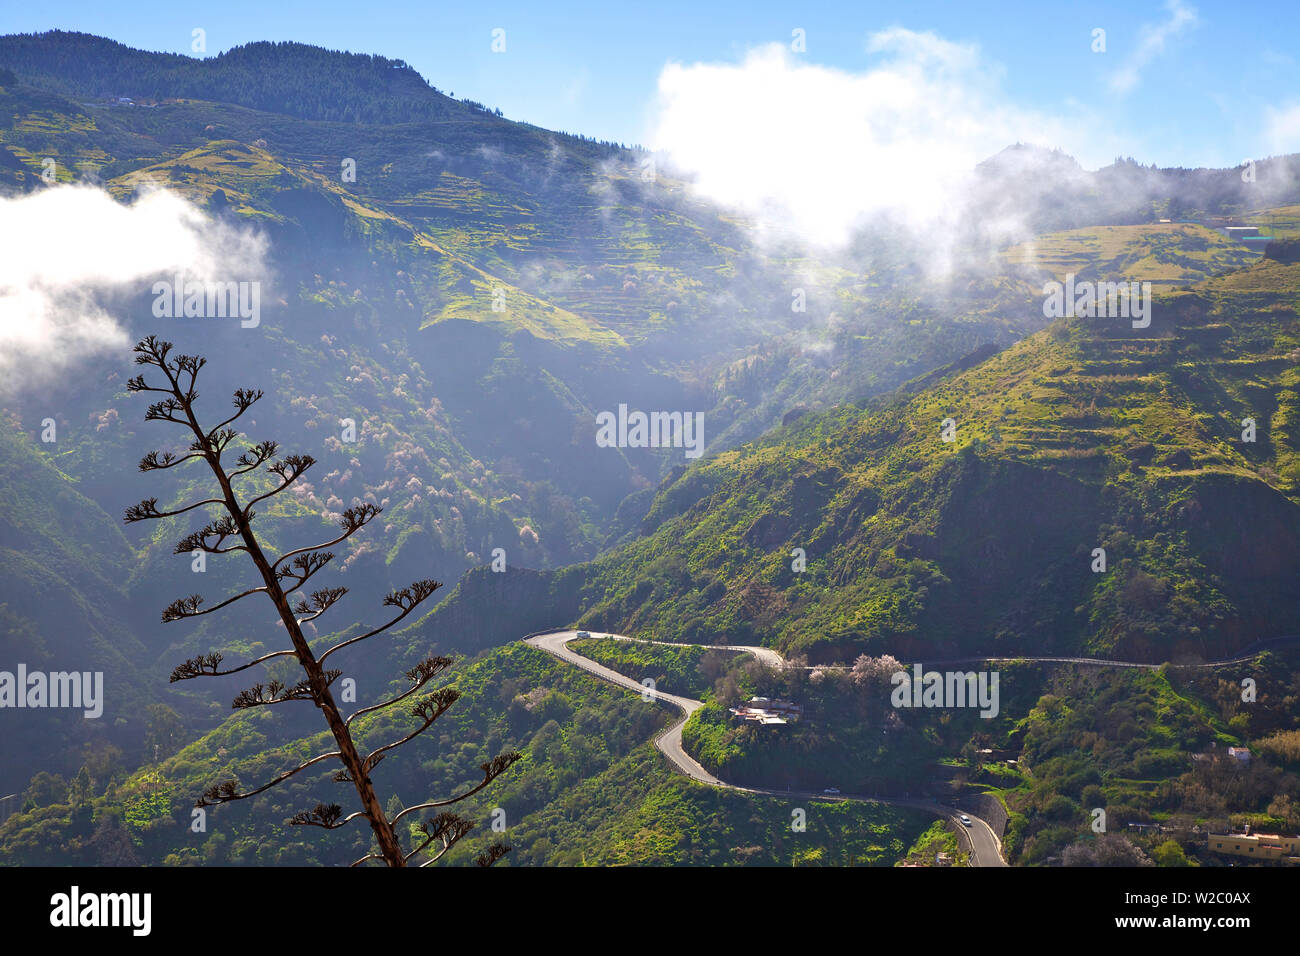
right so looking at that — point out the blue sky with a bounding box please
[3,0,1296,169]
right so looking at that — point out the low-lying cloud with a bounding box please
[645,29,1112,253]
[0,185,269,388]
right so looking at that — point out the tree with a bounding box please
[1267,794,1300,831]
[70,767,93,807]
[80,741,123,794]
[850,654,903,688]
[23,771,68,809]
[1153,839,1195,867]
[143,702,184,763]
[124,335,520,867]
[714,672,741,708]
[90,808,141,867]
[206,188,230,215]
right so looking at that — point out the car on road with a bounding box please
[823,787,840,794]
[576,630,591,638]
[960,815,972,826]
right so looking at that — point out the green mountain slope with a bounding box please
[511,248,1300,664]
[0,425,158,789]
[0,32,482,126]
[6,32,1300,866]
[0,641,933,866]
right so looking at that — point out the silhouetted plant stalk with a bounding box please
[124,335,520,867]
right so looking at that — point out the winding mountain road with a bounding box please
[525,630,1006,867]
[525,629,1297,867]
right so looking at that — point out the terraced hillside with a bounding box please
[1003,222,1260,290]
[479,247,1300,664]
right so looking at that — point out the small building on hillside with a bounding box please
[1208,826,1300,863]
[976,748,1018,762]
[730,696,802,726]
[1193,745,1251,766]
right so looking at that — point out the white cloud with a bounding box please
[0,185,269,388]
[1109,0,1199,95]
[645,30,1091,250]
[1265,103,1300,155]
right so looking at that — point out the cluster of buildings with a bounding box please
[729,696,802,726]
